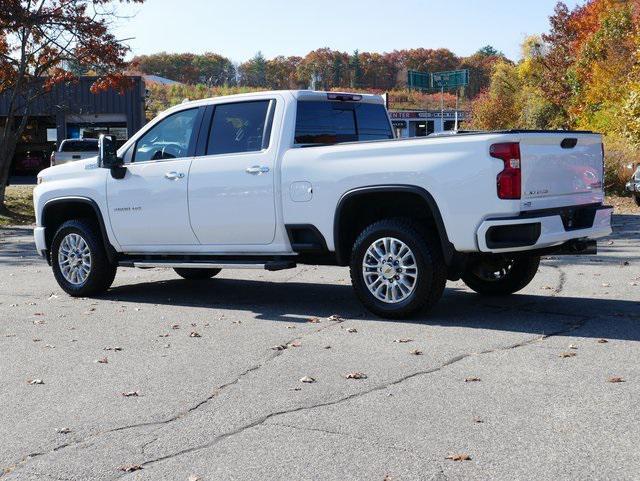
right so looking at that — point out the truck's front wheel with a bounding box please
[51,220,117,297]
[461,254,540,296]
[350,219,447,319]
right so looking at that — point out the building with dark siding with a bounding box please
[1,76,146,174]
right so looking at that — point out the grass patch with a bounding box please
[0,185,35,227]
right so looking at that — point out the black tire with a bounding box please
[462,255,540,296]
[634,194,640,207]
[174,268,221,280]
[349,218,447,319]
[51,219,117,297]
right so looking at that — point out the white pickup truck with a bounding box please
[33,90,612,318]
[50,138,99,167]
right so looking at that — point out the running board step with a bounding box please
[121,260,297,271]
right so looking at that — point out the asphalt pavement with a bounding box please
[0,214,639,481]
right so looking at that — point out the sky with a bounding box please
[113,0,583,63]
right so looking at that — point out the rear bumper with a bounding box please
[477,204,613,253]
[34,227,47,258]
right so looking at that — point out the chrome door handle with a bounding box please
[165,171,185,180]
[245,165,270,175]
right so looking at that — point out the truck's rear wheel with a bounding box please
[174,268,221,280]
[634,194,640,207]
[461,254,540,296]
[350,219,447,319]
[51,220,117,297]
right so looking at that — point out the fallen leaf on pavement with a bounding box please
[96,357,109,364]
[57,427,72,434]
[119,464,143,472]
[189,331,201,338]
[608,376,625,383]
[32,338,42,342]
[602,283,611,287]
[104,346,123,352]
[346,327,357,333]
[568,344,578,350]
[393,338,413,343]
[559,352,577,358]
[188,475,202,481]
[345,372,367,380]
[472,416,484,423]
[171,324,180,330]
[300,376,316,383]
[409,349,423,355]
[288,341,301,348]
[465,377,481,383]
[446,453,471,461]
[122,391,140,397]
[27,379,44,385]
[597,339,608,344]
[307,317,321,323]
[271,345,287,351]
[328,315,343,322]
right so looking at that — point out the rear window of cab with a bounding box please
[294,101,393,145]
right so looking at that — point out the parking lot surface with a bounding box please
[1,214,639,481]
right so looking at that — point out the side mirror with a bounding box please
[98,134,126,179]
[98,134,121,168]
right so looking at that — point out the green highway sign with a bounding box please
[407,70,431,90]
[408,69,469,91]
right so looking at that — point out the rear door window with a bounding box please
[295,101,393,145]
[206,100,272,155]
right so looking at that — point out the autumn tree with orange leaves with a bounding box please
[0,0,144,208]
[470,0,640,190]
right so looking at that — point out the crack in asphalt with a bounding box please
[0,317,346,479]
[267,421,415,454]
[0,263,587,479]
[122,312,593,476]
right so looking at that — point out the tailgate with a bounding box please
[519,133,604,211]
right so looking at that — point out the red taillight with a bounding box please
[491,142,521,199]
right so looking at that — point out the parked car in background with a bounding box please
[13,150,48,176]
[626,163,640,206]
[50,139,99,167]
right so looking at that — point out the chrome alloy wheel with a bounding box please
[362,237,418,304]
[58,233,92,285]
